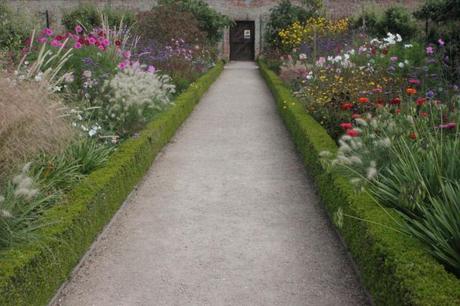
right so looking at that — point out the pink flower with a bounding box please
[408,79,421,85]
[122,50,131,59]
[38,37,48,44]
[42,28,53,36]
[50,39,62,47]
[98,45,105,51]
[147,65,156,73]
[101,38,110,47]
[426,46,434,55]
[438,38,445,46]
[73,42,82,49]
[88,37,97,45]
[390,56,398,62]
[118,61,128,70]
[75,25,83,33]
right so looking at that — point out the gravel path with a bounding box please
[52,62,369,306]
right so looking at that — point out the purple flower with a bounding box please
[426,90,435,98]
[147,65,156,73]
[438,38,445,46]
[390,56,398,62]
[426,46,434,55]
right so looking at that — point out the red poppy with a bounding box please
[409,132,417,140]
[390,97,401,105]
[341,103,353,110]
[352,113,361,119]
[346,129,360,137]
[416,97,426,106]
[358,97,369,103]
[340,122,353,130]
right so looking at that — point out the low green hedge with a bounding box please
[258,60,460,306]
[0,62,224,306]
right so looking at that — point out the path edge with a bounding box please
[258,60,460,306]
[0,62,225,306]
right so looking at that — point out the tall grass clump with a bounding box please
[0,75,74,180]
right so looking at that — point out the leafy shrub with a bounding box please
[415,0,460,81]
[0,2,37,51]
[351,6,419,41]
[264,0,322,50]
[61,4,135,32]
[158,0,231,45]
[136,5,206,46]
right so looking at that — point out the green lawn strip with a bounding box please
[0,62,224,306]
[258,60,460,306]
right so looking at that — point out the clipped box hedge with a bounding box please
[0,62,224,306]
[258,60,460,306]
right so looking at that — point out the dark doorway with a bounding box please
[230,21,255,61]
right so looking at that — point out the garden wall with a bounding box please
[258,60,460,306]
[0,62,224,306]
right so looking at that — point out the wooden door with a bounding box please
[230,21,255,61]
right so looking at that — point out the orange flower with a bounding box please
[406,87,417,95]
[358,97,369,103]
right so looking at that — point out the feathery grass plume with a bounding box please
[0,74,75,181]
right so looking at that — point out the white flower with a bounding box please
[395,34,402,42]
[299,53,307,60]
[398,62,405,68]
[355,118,368,127]
[366,166,378,180]
[34,72,43,82]
[83,70,92,78]
[0,209,12,218]
[404,44,413,48]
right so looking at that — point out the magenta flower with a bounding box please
[50,39,62,47]
[73,42,82,49]
[75,25,83,33]
[37,37,48,44]
[98,45,105,51]
[408,79,421,85]
[88,37,97,45]
[438,123,456,130]
[42,28,53,36]
[101,38,110,47]
[118,61,128,70]
[426,46,434,55]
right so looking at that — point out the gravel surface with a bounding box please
[51,61,369,306]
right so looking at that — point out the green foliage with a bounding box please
[61,4,135,32]
[0,2,37,51]
[352,6,419,40]
[0,62,224,306]
[258,60,460,305]
[264,0,321,50]
[158,0,231,45]
[415,0,460,80]
[136,5,206,46]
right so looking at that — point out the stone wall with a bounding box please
[6,0,422,59]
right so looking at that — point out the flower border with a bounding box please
[258,59,460,306]
[0,62,224,306]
